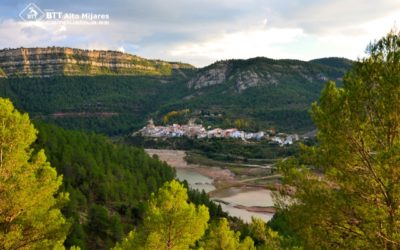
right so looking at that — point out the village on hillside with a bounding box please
[134,119,300,146]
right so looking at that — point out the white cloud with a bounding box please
[0,1,399,67]
[309,9,400,60]
[163,8,400,66]
[169,27,305,65]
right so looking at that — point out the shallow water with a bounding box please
[175,168,216,193]
[217,203,274,223]
[213,188,274,207]
[176,168,274,222]
[212,187,275,223]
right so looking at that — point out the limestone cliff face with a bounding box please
[188,60,279,92]
[188,57,350,92]
[188,61,229,89]
[0,47,194,77]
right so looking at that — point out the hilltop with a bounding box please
[0,47,194,77]
[188,57,350,92]
[0,47,352,134]
[159,56,352,132]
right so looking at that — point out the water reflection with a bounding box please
[176,168,274,223]
[212,188,275,223]
[213,188,274,207]
[175,168,216,193]
[217,203,274,223]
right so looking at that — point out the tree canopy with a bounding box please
[34,122,176,249]
[0,98,69,249]
[113,180,209,250]
[279,30,400,249]
[199,218,256,250]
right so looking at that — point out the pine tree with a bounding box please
[0,98,69,249]
[113,180,209,250]
[249,217,281,250]
[279,30,400,249]
[200,218,255,250]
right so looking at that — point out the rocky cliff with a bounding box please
[188,57,351,92]
[0,52,352,134]
[0,47,194,77]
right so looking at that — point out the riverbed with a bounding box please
[145,149,275,223]
[175,168,215,193]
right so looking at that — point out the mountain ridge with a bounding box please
[0,47,194,77]
[0,47,352,79]
[188,56,351,92]
[0,47,353,134]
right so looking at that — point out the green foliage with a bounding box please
[266,211,304,249]
[279,30,400,249]
[127,136,298,162]
[0,98,69,249]
[199,218,255,250]
[185,185,228,219]
[86,205,124,248]
[249,217,282,250]
[144,180,209,249]
[309,57,353,70]
[69,246,82,250]
[114,180,210,250]
[162,109,190,124]
[0,72,193,135]
[33,122,175,249]
[112,231,136,250]
[162,57,351,133]
[233,118,250,130]
[0,57,350,135]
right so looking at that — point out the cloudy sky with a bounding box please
[0,0,399,67]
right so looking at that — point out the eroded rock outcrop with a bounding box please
[187,57,348,92]
[188,59,278,92]
[0,47,194,77]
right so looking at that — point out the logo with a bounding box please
[19,3,45,21]
[18,3,110,25]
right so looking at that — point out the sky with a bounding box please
[0,0,399,67]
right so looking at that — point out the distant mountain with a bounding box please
[188,57,349,92]
[160,57,353,132]
[0,47,194,77]
[0,47,353,134]
[309,57,353,70]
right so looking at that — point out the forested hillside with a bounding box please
[0,52,351,135]
[0,72,193,135]
[0,100,279,249]
[277,30,400,249]
[33,123,176,249]
[166,57,351,132]
[2,29,399,250]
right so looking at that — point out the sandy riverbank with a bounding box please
[145,149,277,222]
[145,149,235,184]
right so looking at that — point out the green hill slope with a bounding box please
[0,47,352,134]
[158,57,352,132]
[34,122,175,249]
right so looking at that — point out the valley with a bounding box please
[145,149,278,223]
[0,47,352,135]
[0,46,356,249]
[1,0,398,248]
[0,47,325,229]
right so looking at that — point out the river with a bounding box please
[175,165,275,223]
[146,149,275,223]
[175,168,215,193]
